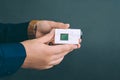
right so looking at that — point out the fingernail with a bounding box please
[65,24,70,28]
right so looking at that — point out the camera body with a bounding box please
[55,29,82,44]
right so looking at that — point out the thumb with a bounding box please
[48,21,70,29]
[37,29,55,43]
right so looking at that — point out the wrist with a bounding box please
[28,20,38,39]
[20,41,31,69]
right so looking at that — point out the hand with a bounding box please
[21,30,81,70]
[34,20,70,38]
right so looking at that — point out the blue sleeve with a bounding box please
[0,22,29,43]
[0,22,29,77]
[0,43,26,77]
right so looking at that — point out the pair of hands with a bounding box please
[21,20,81,70]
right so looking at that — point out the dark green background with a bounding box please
[0,0,120,80]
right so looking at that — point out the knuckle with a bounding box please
[44,56,54,65]
[45,66,53,69]
[56,60,62,65]
[44,59,51,65]
[55,57,64,65]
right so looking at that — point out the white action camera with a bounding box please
[54,29,82,44]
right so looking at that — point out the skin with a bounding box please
[21,20,81,70]
[35,20,70,37]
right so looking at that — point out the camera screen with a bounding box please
[60,33,69,41]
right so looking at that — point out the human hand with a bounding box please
[21,30,81,70]
[28,20,70,39]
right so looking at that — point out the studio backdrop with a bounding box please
[0,0,120,80]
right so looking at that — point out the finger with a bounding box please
[77,39,82,48]
[77,44,81,48]
[44,65,54,69]
[50,44,78,54]
[50,57,64,66]
[38,29,55,43]
[48,21,70,29]
[36,31,45,38]
[51,51,71,61]
[79,39,82,43]
[52,53,64,61]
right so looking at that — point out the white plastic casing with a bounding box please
[55,29,82,44]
